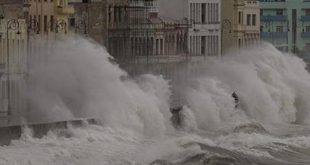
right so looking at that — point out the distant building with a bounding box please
[222,0,260,54]
[68,0,107,45]
[28,0,74,64]
[260,0,310,55]
[159,0,221,57]
[28,0,74,38]
[0,0,29,123]
[106,0,189,62]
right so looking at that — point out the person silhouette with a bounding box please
[232,92,239,108]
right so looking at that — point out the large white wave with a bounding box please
[2,39,310,164]
[183,43,310,131]
[27,37,171,137]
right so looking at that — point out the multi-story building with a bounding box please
[0,0,29,124]
[106,0,188,61]
[260,0,310,55]
[159,0,221,57]
[222,0,260,54]
[28,0,74,63]
[68,0,107,45]
[28,0,74,38]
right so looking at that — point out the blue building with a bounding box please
[260,0,310,55]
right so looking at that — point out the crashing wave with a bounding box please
[233,123,268,134]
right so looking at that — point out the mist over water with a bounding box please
[186,44,310,127]
[27,37,171,136]
[2,38,310,164]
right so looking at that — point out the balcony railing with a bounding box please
[261,15,287,22]
[301,32,310,38]
[301,15,310,21]
[57,5,74,15]
[261,32,288,38]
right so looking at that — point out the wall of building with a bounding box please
[159,0,221,57]
[244,0,260,47]
[222,0,260,54]
[260,0,310,54]
[69,0,107,45]
[158,0,188,20]
[188,0,221,56]
[0,3,27,123]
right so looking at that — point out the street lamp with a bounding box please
[6,19,21,116]
[28,18,40,35]
[55,19,67,34]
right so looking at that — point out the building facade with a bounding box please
[69,0,107,45]
[260,0,310,55]
[105,0,188,62]
[0,0,29,123]
[159,0,221,57]
[28,0,74,37]
[222,0,260,54]
[28,0,74,64]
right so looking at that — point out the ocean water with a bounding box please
[1,38,310,165]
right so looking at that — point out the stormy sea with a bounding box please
[1,38,310,165]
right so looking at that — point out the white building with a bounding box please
[0,19,28,122]
[158,0,221,56]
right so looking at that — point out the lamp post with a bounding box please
[6,19,21,117]
[28,19,40,35]
[55,19,67,37]
[221,19,232,55]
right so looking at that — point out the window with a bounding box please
[50,15,54,31]
[305,43,310,51]
[306,9,310,16]
[44,15,47,32]
[201,36,206,55]
[114,6,117,23]
[252,14,256,26]
[70,18,75,27]
[247,14,251,26]
[38,15,41,33]
[238,11,242,24]
[108,5,112,23]
[306,26,310,32]
[276,26,283,32]
[276,9,283,15]
[202,3,206,23]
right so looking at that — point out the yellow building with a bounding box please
[28,0,74,63]
[28,0,74,38]
[221,0,260,54]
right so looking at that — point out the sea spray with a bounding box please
[1,39,310,164]
[183,43,310,130]
[26,37,171,137]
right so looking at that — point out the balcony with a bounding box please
[261,15,287,22]
[301,32,310,38]
[261,32,288,38]
[260,1,286,9]
[301,15,310,21]
[57,5,74,15]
